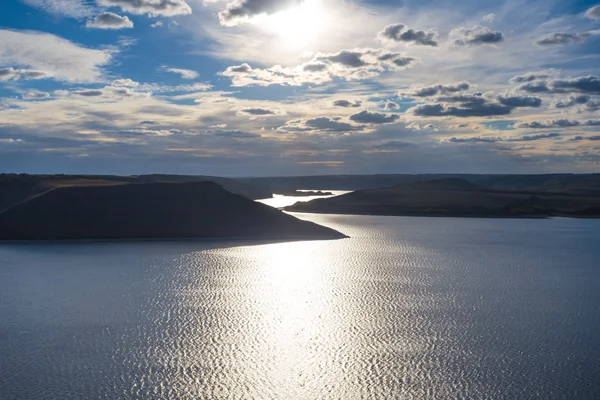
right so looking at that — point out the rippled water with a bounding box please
[1,214,600,400]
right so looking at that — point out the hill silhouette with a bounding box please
[286,178,600,218]
[0,174,272,214]
[0,181,346,241]
[241,173,600,196]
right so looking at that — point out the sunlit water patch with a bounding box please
[1,215,599,399]
[256,190,351,209]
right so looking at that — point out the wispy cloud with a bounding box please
[159,66,199,79]
[0,29,112,82]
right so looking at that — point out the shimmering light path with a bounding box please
[1,215,599,399]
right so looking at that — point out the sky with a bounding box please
[1,0,600,176]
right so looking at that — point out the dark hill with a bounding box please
[0,181,346,241]
[286,178,600,218]
[0,174,272,214]
[241,173,600,196]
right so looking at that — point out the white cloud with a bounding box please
[0,29,112,83]
[111,78,139,87]
[138,82,212,92]
[482,13,495,23]
[0,138,23,144]
[221,48,418,87]
[86,12,134,30]
[585,5,600,20]
[21,0,96,18]
[96,0,192,17]
[159,66,199,79]
[194,0,396,66]
[151,21,164,28]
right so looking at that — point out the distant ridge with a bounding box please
[241,173,600,196]
[0,181,346,241]
[286,178,600,218]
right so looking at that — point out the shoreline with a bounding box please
[0,233,349,245]
[287,209,600,220]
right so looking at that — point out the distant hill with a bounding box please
[286,178,600,218]
[0,174,272,214]
[0,181,346,241]
[240,173,600,196]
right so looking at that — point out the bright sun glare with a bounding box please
[260,0,331,50]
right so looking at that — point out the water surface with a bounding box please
[257,190,350,208]
[1,214,599,399]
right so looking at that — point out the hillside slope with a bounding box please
[0,181,345,241]
[0,174,272,214]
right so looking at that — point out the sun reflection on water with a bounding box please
[245,240,339,395]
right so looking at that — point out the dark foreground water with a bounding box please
[1,214,599,400]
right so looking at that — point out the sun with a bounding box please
[260,0,331,50]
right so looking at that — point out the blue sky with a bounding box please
[1,0,600,176]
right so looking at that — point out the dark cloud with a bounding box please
[552,76,600,94]
[448,136,501,143]
[510,133,561,141]
[449,133,561,144]
[515,75,600,95]
[305,117,361,131]
[86,12,133,29]
[586,5,600,20]
[391,57,415,67]
[96,0,191,16]
[316,49,416,70]
[378,23,438,47]
[514,81,551,93]
[550,95,591,108]
[239,108,276,115]
[369,140,414,150]
[450,25,504,46]
[0,67,47,81]
[404,82,470,97]
[410,94,530,118]
[110,87,135,97]
[535,31,599,46]
[219,0,302,26]
[413,103,511,118]
[509,72,550,84]
[581,99,600,112]
[23,91,50,100]
[317,50,369,68]
[497,95,542,108]
[73,89,104,97]
[303,63,327,72]
[227,63,253,73]
[214,130,261,139]
[516,119,581,129]
[333,100,362,108]
[384,102,399,110]
[350,110,400,124]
